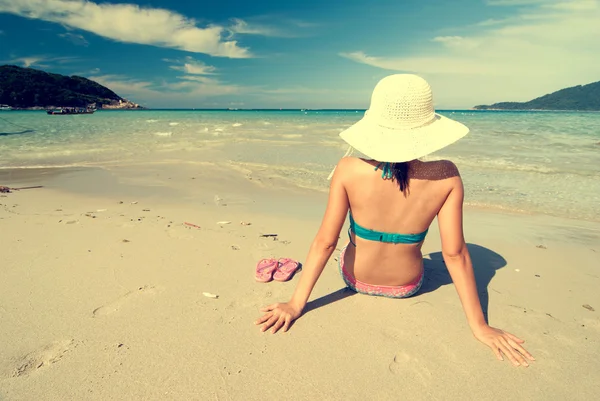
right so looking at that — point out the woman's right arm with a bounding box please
[255,158,350,334]
[437,175,535,367]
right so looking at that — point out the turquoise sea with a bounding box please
[1,109,599,222]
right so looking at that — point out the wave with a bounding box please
[422,155,600,178]
[0,162,101,170]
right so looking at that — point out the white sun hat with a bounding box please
[338,74,469,163]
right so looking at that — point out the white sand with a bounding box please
[0,165,599,400]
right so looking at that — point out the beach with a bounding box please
[2,0,600,395]
[0,159,599,400]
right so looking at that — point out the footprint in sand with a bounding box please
[9,339,75,378]
[388,351,432,383]
[92,285,160,317]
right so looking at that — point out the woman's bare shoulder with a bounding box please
[411,159,461,181]
[335,157,373,173]
[335,157,461,183]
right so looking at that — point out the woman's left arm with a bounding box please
[255,159,350,333]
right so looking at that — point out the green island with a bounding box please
[474,80,600,111]
[0,65,142,110]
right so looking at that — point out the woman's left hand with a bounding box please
[255,302,302,333]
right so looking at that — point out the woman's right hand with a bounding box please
[255,302,302,334]
[473,325,535,367]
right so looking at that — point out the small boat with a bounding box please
[0,104,12,111]
[47,107,95,115]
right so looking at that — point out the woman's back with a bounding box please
[339,157,461,286]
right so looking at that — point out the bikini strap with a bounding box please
[347,226,357,247]
[348,213,357,247]
[375,162,394,180]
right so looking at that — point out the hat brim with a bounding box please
[339,113,469,162]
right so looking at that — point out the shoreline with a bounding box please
[3,164,600,226]
[4,106,145,111]
[471,108,600,112]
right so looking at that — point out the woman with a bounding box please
[255,74,534,367]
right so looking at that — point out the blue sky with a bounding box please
[1,0,599,108]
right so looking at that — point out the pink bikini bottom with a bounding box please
[338,245,423,299]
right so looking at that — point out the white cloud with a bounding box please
[228,18,277,36]
[179,75,219,84]
[476,18,507,26]
[88,72,343,108]
[0,0,251,58]
[86,52,338,107]
[485,0,552,5]
[340,51,489,74]
[88,75,156,98]
[167,80,241,96]
[166,57,217,75]
[544,0,597,9]
[431,36,480,51]
[10,56,45,68]
[486,0,598,11]
[59,32,89,46]
[340,0,600,107]
[89,73,246,106]
[226,17,316,39]
[6,55,78,68]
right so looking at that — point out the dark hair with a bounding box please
[391,162,410,192]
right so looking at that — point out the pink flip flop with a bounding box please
[255,258,279,282]
[273,258,300,282]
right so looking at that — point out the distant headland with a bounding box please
[474,80,600,111]
[0,65,143,110]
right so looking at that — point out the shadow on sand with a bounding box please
[419,243,507,322]
[302,243,506,322]
[303,287,356,315]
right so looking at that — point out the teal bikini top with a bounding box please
[348,214,428,246]
[347,161,429,246]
